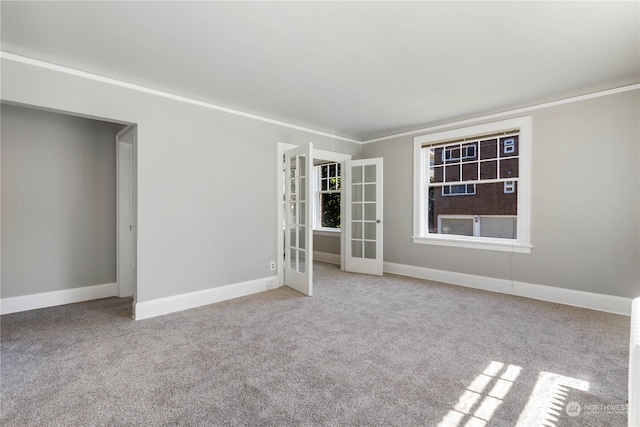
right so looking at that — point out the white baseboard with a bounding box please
[314,251,341,265]
[133,275,278,320]
[384,262,632,316]
[0,282,117,315]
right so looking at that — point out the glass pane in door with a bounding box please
[287,152,309,273]
[352,241,363,258]
[364,241,376,259]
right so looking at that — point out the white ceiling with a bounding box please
[1,1,638,142]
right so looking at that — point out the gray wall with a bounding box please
[313,233,340,255]
[1,104,121,298]
[2,55,637,304]
[363,89,640,299]
[0,57,361,303]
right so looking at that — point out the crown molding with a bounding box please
[3,51,637,146]
[0,51,362,144]
[362,83,640,144]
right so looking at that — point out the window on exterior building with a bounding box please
[504,181,515,194]
[315,162,341,229]
[413,117,531,252]
[504,138,515,154]
[443,183,476,196]
[443,144,476,162]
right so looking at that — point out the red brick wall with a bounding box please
[428,135,519,231]
[433,182,517,218]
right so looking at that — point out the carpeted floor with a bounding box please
[0,262,630,426]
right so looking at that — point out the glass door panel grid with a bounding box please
[288,154,307,273]
[350,164,377,260]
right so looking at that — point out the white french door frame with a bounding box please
[276,143,352,288]
[276,142,297,287]
[283,143,314,295]
[116,125,137,302]
[343,158,384,275]
[276,144,384,290]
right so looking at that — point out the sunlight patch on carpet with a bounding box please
[437,360,590,427]
[437,361,522,427]
[515,371,589,426]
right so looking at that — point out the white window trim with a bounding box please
[412,116,532,253]
[314,228,341,237]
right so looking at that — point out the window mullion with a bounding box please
[458,146,462,187]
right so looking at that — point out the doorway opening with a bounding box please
[276,142,383,295]
[116,125,137,310]
[0,103,137,317]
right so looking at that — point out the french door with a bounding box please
[284,143,314,295]
[343,158,384,275]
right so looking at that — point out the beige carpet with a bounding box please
[1,262,630,426]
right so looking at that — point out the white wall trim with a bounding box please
[364,83,640,144]
[133,275,278,320]
[384,262,632,316]
[4,51,636,146]
[412,116,532,253]
[0,282,117,315]
[314,251,341,265]
[0,51,360,144]
[313,229,341,237]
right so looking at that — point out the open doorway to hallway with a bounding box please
[0,103,137,317]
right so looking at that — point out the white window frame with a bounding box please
[412,116,532,253]
[310,150,351,235]
[314,162,342,232]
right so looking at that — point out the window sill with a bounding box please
[412,235,532,254]
[314,228,341,237]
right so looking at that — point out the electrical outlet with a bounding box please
[270,261,276,271]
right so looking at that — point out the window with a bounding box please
[504,138,515,154]
[438,215,517,238]
[504,181,515,194]
[315,162,341,229]
[439,215,474,236]
[443,143,476,162]
[443,183,476,196]
[413,117,531,252]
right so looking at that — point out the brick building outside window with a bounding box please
[429,134,519,239]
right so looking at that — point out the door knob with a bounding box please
[376,220,381,223]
